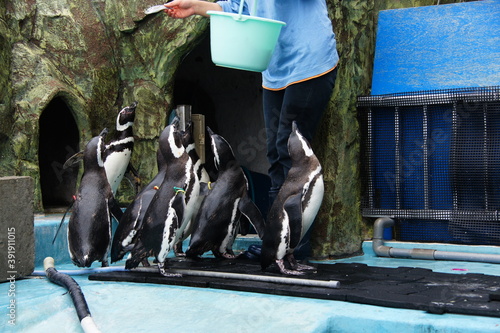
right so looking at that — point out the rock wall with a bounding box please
[0,0,208,211]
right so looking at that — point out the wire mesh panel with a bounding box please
[358,86,500,244]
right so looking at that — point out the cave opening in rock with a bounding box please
[173,30,271,216]
[38,96,80,211]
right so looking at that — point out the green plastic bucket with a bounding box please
[207,1,285,72]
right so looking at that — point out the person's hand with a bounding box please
[164,0,222,18]
[164,0,197,18]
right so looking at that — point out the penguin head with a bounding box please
[180,121,194,148]
[83,129,107,171]
[207,126,236,170]
[288,121,315,163]
[181,121,200,161]
[158,120,185,162]
[116,101,137,131]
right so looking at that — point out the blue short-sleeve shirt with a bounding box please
[217,0,339,90]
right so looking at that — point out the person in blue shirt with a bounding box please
[165,0,339,208]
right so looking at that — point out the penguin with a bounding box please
[110,127,169,264]
[260,121,324,275]
[181,121,210,185]
[53,103,137,246]
[68,129,124,268]
[175,121,210,255]
[185,127,265,259]
[125,121,200,276]
[103,101,137,195]
[62,102,137,194]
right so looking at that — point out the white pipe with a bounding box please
[135,267,340,288]
[372,217,500,264]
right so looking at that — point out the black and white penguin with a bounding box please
[175,121,210,255]
[110,127,169,264]
[104,101,137,195]
[125,121,200,276]
[181,121,210,184]
[260,121,324,275]
[62,102,137,194]
[68,129,124,267]
[185,127,265,259]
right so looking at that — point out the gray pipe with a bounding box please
[33,265,340,288]
[372,217,500,264]
[135,267,340,288]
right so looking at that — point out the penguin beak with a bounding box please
[171,116,180,129]
[99,128,109,138]
[121,101,138,114]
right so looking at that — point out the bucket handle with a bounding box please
[236,0,257,20]
[237,0,245,17]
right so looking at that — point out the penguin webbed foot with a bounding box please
[158,262,182,277]
[221,252,236,259]
[276,259,305,276]
[174,242,186,257]
[294,263,316,271]
[125,245,149,270]
[101,260,109,268]
[286,254,316,272]
[210,248,236,259]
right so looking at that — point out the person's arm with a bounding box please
[165,0,223,18]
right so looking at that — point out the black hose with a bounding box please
[44,257,101,333]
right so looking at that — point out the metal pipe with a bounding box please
[135,267,340,289]
[33,264,340,288]
[372,217,500,264]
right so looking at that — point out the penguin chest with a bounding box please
[182,166,200,225]
[150,188,185,261]
[104,147,132,192]
[276,211,291,259]
[218,198,241,253]
[158,205,180,261]
[301,172,324,239]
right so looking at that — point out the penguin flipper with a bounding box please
[126,162,139,178]
[125,163,141,194]
[52,198,75,244]
[199,181,214,196]
[173,192,188,237]
[111,196,144,263]
[239,214,250,236]
[62,151,84,169]
[109,197,124,222]
[125,241,149,270]
[238,196,265,238]
[283,192,303,250]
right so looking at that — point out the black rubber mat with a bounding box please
[89,258,500,318]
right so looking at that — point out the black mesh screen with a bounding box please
[358,86,500,245]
